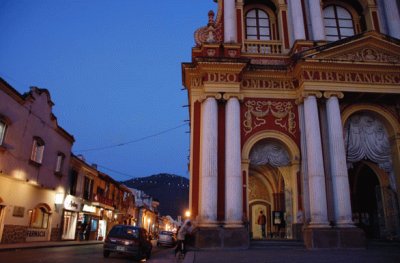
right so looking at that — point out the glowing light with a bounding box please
[54,193,64,204]
[185,210,191,218]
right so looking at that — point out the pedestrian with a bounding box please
[174,220,192,256]
[257,210,267,238]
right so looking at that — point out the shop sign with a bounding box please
[12,206,25,217]
[26,228,48,242]
[64,195,81,212]
[82,204,96,213]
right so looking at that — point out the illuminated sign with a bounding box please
[82,204,96,213]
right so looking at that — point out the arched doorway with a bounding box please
[349,162,381,238]
[247,139,293,239]
[344,112,400,239]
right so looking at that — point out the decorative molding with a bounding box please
[332,48,400,63]
[301,91,323,99]
[243,100,297,136]
[323,91,344,99]
[223,93,244,101]
[199,93,223,102]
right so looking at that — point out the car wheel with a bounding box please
[103,250,110,258]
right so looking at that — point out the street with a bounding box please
[0,244,177,263]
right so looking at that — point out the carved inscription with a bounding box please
[242,78,296,90]
[303,70,400,84]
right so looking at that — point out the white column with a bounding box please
[289,0,306,40]
[199,97,218,226]
[225,97,242,227]
[383,0,400,39]
[224,0,237,43]
[307,0,325,40]
[298,104,311,223]
[303,95,329,227]
[325,94,354,227]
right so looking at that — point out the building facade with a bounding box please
[0,79,74,243]
[0,78,137,244]
[182,0,400,248]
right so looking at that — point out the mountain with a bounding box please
[123,173,189,219]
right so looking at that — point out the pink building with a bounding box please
[0,78,74,243]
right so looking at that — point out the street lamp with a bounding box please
[147,218,151,233]
[185,210,191,219]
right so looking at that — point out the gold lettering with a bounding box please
[191,77,201,88]
[325,72,335,81]
[305,71,316,80]
[344,73,352,82]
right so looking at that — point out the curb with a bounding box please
[0,241,103,252]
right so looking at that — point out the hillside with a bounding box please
[123,173,189,219]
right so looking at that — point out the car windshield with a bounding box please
[160,231,173,235]
[108,226,139,239]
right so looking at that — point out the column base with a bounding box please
[303,227,366,249]
[193,226,249,249]
[224,221,243,228]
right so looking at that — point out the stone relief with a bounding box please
[334,48,400,63]
[249,140,290,167]
[243,100,296,136]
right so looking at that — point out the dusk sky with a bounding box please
[0,0,216,181]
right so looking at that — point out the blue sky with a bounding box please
[0,0,216,181]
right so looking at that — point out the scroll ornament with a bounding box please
[243,100,296,136]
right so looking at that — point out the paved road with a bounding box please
[0,243,177,263]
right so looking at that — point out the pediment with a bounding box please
[300,32,400,64]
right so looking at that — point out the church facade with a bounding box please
[182,0,400,248]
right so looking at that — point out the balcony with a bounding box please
[92,194,113,207]
[243,40,283,55]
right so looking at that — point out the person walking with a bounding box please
[174,220,192,256]
[257,210,267,238]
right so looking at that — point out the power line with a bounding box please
[75,123,187,153]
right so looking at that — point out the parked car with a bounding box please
[157,231,177,247]
[103,225,152,260]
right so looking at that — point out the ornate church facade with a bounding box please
[182,0,400,248]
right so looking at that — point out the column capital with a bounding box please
[199,93,223,102]
[323,91,344,99]
[296,91,322,104]
[223,93,244,101]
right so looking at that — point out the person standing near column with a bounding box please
[257,210,267,238]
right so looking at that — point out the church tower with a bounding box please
[182,0,400,249]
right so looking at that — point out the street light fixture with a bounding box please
[185,210,191,218]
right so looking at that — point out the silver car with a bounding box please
[157,231,177,247]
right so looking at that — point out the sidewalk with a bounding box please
[184,243,400,263]
[0,240,103,251]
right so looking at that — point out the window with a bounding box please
[324,5,355,41]
[69,169,78,195]
[83,176,93,200]
[30,207,50,229]
[55,152,65,174]
[246,9,271,40]
[0,120,6,145]
[30,137,45,164]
